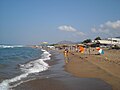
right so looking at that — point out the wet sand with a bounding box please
[14,78,68,90]
[65,49,120,90]
[14,50,112,90]
[15,76,112,90]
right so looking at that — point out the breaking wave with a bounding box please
[0,45,23,48]
[0,49,51,90]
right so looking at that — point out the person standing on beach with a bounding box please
[64,49,69,63]
[88,47,91,55]
[75,46,78,52]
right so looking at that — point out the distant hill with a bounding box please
[57,40,75,44]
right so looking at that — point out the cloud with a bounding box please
[105,20,120,30]
[58,25,86,36]
[91,27,97,33]
[91,20,120,34]
[91,27,109,33]
[75,31,86,36]
[58,25,77,32]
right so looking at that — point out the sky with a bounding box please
[0,0,120,45]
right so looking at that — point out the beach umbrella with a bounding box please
[96,47,100,50]
[96,47,104,54]
[79,46,85,53]
[99,49,104,54]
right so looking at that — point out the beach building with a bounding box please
[108,37,120,45]
[93,37,120,46]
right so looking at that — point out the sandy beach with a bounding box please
[1,0,120,89]
[14,50,113,90]
[65,49,120,90]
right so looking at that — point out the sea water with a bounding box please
[0,45,51,90]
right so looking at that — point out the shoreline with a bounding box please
[14,50,112,90]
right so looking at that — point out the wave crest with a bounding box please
[0,49,51,90]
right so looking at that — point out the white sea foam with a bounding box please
[0,49,51,90]
[0,45,23,48]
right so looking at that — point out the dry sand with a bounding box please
[65,49,120,90]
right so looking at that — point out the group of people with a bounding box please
[63,46,104,64]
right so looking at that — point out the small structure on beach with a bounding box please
[93,37,120,48]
